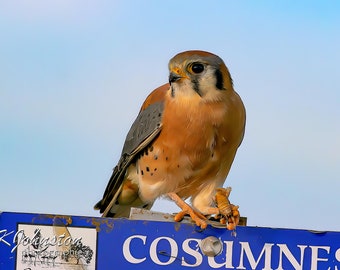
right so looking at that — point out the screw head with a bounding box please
[200,236,223,257]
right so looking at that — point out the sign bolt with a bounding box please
[200,236,222,257]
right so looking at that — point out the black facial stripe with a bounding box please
[215,69,224,90]
[171,85,175,98]
[192,79,202,97]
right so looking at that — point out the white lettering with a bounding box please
[182,238,202,267]
[335,248,340,262]
[121,234,337,269]
[150,237,178,265]
[12,230,28,252]
[276,244,307,270]
[11,229,81,253]
[63,235,72,246]
[0,229,14,247]
[225,241,234,268]
[122,235,147,264]
[49,235,58,246]
[237,242,274,270]
[310,245,330,270]
[208,241,234,269]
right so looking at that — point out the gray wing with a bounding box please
[94,101,164,216]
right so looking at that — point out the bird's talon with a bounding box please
[174,211,186,222]
[174,209,207,229]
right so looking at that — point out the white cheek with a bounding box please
[198,70,216,91]
[172,80,199,98]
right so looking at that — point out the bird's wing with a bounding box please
[94,84,169,216]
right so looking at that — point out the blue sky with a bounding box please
[1,1,339,231]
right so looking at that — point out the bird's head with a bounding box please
[168,50,233,101]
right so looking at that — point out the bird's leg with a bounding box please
[167,192,208,229]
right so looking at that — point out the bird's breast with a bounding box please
[136,94,245,201]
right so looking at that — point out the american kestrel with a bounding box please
[94,50,246,229]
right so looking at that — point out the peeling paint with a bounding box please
[85,217,114,233]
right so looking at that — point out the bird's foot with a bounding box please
[168,192,208,229]
[215,187,240,230]
[174,205,208,229]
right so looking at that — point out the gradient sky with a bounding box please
[1,1,339,231]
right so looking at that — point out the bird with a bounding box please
[94,50,246,229]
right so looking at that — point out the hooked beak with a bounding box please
[169,72,182,84]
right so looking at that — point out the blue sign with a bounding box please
[1,211,340,269]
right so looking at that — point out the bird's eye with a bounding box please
[191,63,205,74]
